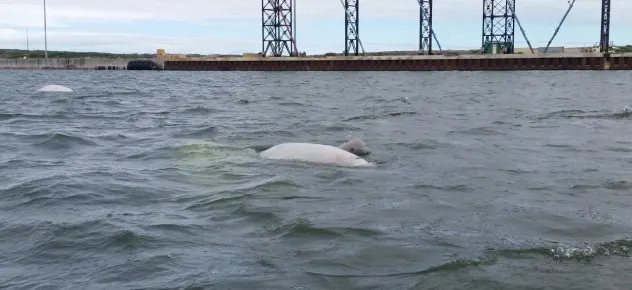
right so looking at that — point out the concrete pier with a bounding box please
[0,57,130,70]
[1,53,631,72]
[163,53,632,71]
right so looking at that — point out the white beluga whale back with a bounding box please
[260,139,373,167]
[37,84,74,93]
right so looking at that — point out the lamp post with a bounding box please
[44,0,48,61]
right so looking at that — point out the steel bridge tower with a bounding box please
[262,0,297,57]
[599,0,611,53]
[482,0,516,54]
[344,0,360,56]
[419,0,433,54]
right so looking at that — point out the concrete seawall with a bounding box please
[0,58,131,70]
[164,53,632,71]
[3,53,632,71]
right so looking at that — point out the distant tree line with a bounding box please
[618,45,632,53]
[1,46,630,60]
[0,49,154,59]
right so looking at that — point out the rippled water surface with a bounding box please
[1,70,632,289]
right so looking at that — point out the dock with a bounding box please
[162,53,632,71]
[0,57,129,70]
[1,53,631,72]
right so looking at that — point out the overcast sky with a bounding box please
[0,0,629,55]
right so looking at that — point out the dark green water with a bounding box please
[1,70,631,289]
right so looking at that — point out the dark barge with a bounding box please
[163,53,632,71]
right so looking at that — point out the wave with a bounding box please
[570,179,632,191]
[0,169,169,209]
[2,174,71,199]
[0,113,22,121]
[386,140,446,150]
[324,124,365,132]
[181,106,221,114]
[264,218,384,240]
[448,126,505,136]
[538,108,632,120]
[5,220,161,266]
[2,132,103,150]
[0,112,68,122]
[122,146,175,161]
[305,238,632,279]
[496,238,632,261]
[305,255,497,278]
[277,101,307,107]
[413,183,472,192]
[184,178,303,212]
[171,126,219,139]
[68,89,145,100]
[344,111,417,121]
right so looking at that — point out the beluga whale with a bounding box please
[37,84,74,93]
[259,139,374,167]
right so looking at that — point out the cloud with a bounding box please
[0,2,156,28]
[3,0,630,24]
[0,28,257,54]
